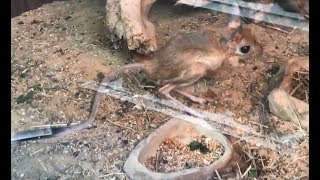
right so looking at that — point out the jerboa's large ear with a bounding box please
[227,3,243,42]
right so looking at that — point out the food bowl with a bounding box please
[123,118,233,180]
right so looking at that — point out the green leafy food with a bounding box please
[189,141,209,154]
[16,90,35,104]
[97,72,105,81]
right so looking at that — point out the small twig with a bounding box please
[293,174,309,179]
[132,73,156,89]
[286,155,309,167]
[31,148,44,155]
[131,74,142,86]
[139,85,155,89]
[31,123,79,128]
[31,124,67,128]
[156,117,171,123]
[260,155,265,169]
[249,120,268,129]
[292,76,301,81]
[143,110,151,130]
[105,118,139,133]
[242,90,252,98]
[99,173,126,178]
[256,91,263,97]
[265,157,277,169]
[288,104,303,131]
[257,21,290,34]
[241,165,252,179]
[155,151,159,173]
[215,170,222,180]
[237,163,243,177]
[291,71,309,103]
[290,82,303,96]
[267,15,291,34]
[37,158,47,171]
[295,70,309,75]
[238,145,255,161]
[305,91,309,104]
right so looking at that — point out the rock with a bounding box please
[268,57,309,130]
[268,88,308,130]
[289,96,309,129]
[280,57,309,93]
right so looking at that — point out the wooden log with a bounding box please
[105,0,158,54]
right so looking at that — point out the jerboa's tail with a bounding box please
[52,63,145,137]
[102,63,145,84]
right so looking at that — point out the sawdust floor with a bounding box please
[11,0,309,179]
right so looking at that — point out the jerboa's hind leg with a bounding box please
[158,84,205,118]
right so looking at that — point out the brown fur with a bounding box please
[107,24,262,105]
